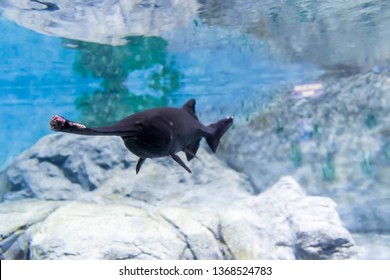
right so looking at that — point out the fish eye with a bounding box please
[136,121,145,130]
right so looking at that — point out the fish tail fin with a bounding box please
[206,116,233,153]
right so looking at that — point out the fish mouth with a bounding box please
[50,115,66,130]
[50,115,87,130]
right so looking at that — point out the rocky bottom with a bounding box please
[353,233,390,260]
[1,134,355,260]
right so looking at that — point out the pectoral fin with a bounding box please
[136,158,146,174]
[170,153,192,173]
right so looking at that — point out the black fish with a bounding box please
[50,99,233,174]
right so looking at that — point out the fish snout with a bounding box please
[50,115,66,130]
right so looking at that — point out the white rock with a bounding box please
[0,199,61,236]
[1,177,355,259]
[220,177,354,259]
[1,135,355,259]
[30,202,186,259]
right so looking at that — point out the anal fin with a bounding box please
[184,148,198,161]
[184,139,200,161]
[170,153,192,173]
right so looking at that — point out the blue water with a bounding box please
[2,0,390,260]
[0,18,101,168]
[0,16,321,169]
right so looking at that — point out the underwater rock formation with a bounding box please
[0,134,354,259]
[2,134,252,202]
[219,72,390,234]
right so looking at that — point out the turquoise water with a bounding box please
[0,17,100,167]
[0,14,321,169]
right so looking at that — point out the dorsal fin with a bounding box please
[182,99,198,120]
